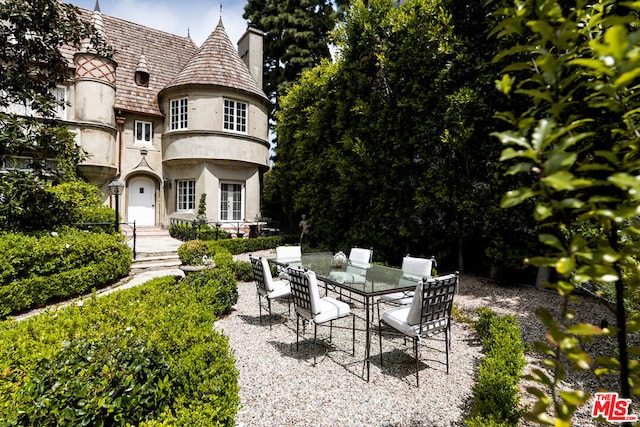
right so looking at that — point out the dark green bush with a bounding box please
[8,333,172,426]
[214,235,280,255]
[178,236,280,266]
[169,223,230,241]
[0,230,131,318]
[0,275,240,426]
[181,266,238,317]
[49,179,114,224]
[233,260,253,282]
[466,307,526,426]
[177,240,211,265]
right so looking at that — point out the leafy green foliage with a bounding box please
[467,308,526,426]
[243,0,337,110]
[0,0,112,232]
[169,223,230,241]
[178,237,281,266]
[8,333,172,426]
[491,0,640,423]
[0,275,240,426]
[272,0,527,275]
[0,230,131,318]
[181,267,238,317]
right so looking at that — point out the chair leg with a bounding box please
[414,337,419,387]
[445,328,450,375]
[352,313,355,356]
[379,320,384,367]
[296,315,300,351]
[329,320,333,343]
[258,294,263,325]
[267,298,273,330]
[313,323,318,366]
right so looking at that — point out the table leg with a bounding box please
[365,296,370,381]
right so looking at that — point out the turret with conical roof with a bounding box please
[161,18,268,103]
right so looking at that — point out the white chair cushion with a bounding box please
[267,279,291,299]
[406,280,424,325]
[276,245,302,263]
[313,297,351,324]
[378,291,414,305]
[305,270,322,315]
[260,257,277,292]
[402,256,433,279]
[382,305,447,338]
[349,247,372,264]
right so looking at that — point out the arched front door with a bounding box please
[128,176,156,226]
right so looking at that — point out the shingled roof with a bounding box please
[68,6,267,116]
[162,18,269,103]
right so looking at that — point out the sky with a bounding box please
[66,0,250,48]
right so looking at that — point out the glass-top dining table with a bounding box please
[269,252,420,381]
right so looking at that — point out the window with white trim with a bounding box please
[223,99,247,133]
[220,182,244,221]
[2,86,66,119]
[170,98,188,130]
[135,120,152,144]
[51,86,67,119]
[177,180,195,212]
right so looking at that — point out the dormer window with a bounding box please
[135,70,149,87]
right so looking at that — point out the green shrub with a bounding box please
[214,236,280,255]
[465,308,526,426]
[181,266,238,317]
[233,260,253,282]
[169,223,231,241]
[49,180,114,224]
[0,275,240,426]
[177,240,211,265]
[178,236,280,266]
[0,230,131,318]
[7,333,173,426]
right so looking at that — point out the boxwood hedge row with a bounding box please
[0,229,131,318]
[0,274,239,426]
[178,236,281,266]
[465,307,526,426]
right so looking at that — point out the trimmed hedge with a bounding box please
[169,223,231,242]
[0,230,131,318]
[0,274,239,426]
[465,308,526,426]
[178,236,281,266]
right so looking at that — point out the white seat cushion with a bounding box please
[267,279,291,299]
[382,305,447,338]
[312,297,351,324]
[378,291,414,305]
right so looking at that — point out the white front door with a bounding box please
[128,176,155,226]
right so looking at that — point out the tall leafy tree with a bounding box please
[0,0,110,231]
[243,0,338,112]
[492,0,640,423]
[274,0,532,275]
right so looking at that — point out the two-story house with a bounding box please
[61,3,270,231]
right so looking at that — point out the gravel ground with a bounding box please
[219,252,633,426]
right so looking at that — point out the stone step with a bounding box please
[131,253,181,274]
[132,226,170,237]
[129,258,182,275]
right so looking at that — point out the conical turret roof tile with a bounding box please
[163,18,268,102]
